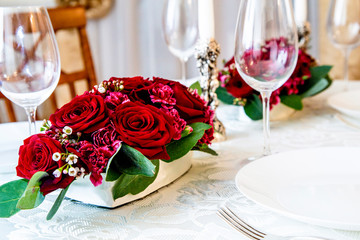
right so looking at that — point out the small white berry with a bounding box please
[53,169,61,178]
[63,126,73,135]
[52,152,61,162]
[68,167,77,177]
[98,86,106,93]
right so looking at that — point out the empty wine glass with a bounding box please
[234,0,298,156]
[162,0,199,81]
[0,7,60,135]
[327,0,360,90]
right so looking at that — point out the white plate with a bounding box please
[235,147,360,231]
[328,90,360,119]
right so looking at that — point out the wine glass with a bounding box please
[327,0,360,90]
[162,0,199,81]
[234,0,298,156]
[0,7,60,135]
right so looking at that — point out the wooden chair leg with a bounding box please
[4,99,16,122]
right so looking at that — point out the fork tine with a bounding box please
[224,205,266,237]
[218,208,261,240]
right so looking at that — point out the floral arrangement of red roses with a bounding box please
[216,48,333,120]
[0,76,216,220]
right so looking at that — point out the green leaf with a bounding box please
[166,122,212,162]
[112,159,160,200]
[280,94,303,110]
[216,87,236,105]
[189,81,202,95]
[309,65,332,80]
[105,144,155,182]
[46,184,70,220]
[193,144,218,156]
[300,77,332,98]
[105,145,123,181]
[244,94,262,120]
[16,171,48,210]
[0,179,28,218]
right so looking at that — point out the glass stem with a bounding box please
[180,58,187,81]
[343,48,351,91]
[261,91,272,156]
[25,106,37,135]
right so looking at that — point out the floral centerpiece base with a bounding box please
[66,153,192,208]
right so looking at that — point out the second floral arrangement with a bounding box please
[217,47,333,120]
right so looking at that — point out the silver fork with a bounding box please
[217,206,334,240]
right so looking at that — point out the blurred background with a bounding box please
[1,0,359,121]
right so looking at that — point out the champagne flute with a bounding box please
[162,0,199,81]
[234,0,298,156]
[327,0,360,90]
[0,7,60,135]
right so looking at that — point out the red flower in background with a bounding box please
[219,49,315,108]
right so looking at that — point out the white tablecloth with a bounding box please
[1,81,360,240]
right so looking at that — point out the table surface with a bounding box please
[1,81,360,240]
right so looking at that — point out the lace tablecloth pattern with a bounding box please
[1,81,360,240]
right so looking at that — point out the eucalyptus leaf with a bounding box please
[0,179,28,218]
[166,122,211,162]
[244,94,262,120]
[46,184,70,220]
[112,159,159,200]
[105,144,155,182]
[16,171,48,210]
[189,81,202,95]
[280,94,303,110]
[216,87,236,105]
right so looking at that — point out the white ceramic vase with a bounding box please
[66,153,192,208]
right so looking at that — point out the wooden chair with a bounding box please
[0,7,97,122]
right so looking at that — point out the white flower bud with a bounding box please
[53,169,61,178]
[98,86,106,93]
[68,167,77,177]
[63,126,73,135]
[63,169,68,174]
[52,152,61,162]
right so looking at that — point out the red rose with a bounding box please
[49,93,108,134]
[16,134,74,195]
[111,101,176,160]
[153,77,214,145]
[153,77,210,123]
